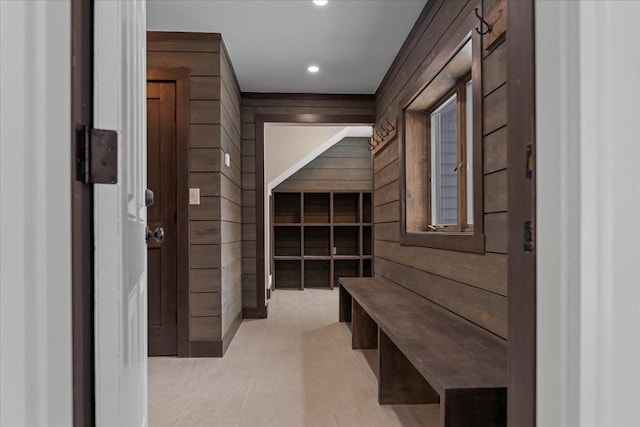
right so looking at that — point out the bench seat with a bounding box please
[339,277,507,427]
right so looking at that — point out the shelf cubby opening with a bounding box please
[333,193,359,224]
[304,260,331,288]
[274,192,301,224]
[274,260,302,289]
[363,226,372,256]
[304,193,330,223]
[363,259,372,278]
[334,259,360,287]
[274,226,301,257]
[304,226,330,256]
[334,226,360,256]
[362,193,372,223]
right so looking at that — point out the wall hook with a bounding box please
[384,118,396,131]
[474,7,493,35]
[376,127,388,138]
[368,138,376,151]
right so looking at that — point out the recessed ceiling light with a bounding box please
[308,65,320,73]
[313,0,328,6]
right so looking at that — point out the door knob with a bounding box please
[145,226,165,243]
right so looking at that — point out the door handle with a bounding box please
[145,226,165,243]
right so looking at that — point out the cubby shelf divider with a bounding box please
[272,191,373,290]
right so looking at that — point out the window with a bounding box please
[401,33,483,253]
[428,78,473,231]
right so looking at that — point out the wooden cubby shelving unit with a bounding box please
[272,191,373,290]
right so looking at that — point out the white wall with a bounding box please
[536,1,640,425]
[265,124,347,186]
[0,1,73,426]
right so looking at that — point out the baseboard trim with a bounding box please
[189,340,222,357]
[221,310,243,355]
[242,305,268,319]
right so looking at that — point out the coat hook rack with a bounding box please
[474,7,493,35]
[371,117,398,155]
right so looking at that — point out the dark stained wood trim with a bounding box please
[507,0,536,425]
[189,340,222,357]
[221,309,242,354]
[147,66,191,357]
[242,306,268,319]
[398,13,485,254]
[147,31,221,42]
[255,113,376,313]
[71,0,95,424]
[243,92,375,101]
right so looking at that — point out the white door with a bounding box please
[93,1,148,426]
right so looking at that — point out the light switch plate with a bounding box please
[189,188,200,205]
[224,152,231,167]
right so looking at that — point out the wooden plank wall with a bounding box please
[275,137,372,192]
[373,0,509,339]
[219,42,243,346]
[240,96,376,310]
[148,32,242,356]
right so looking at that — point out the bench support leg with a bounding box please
[352,299,378,349]
[338,285,352,322]
[378,329,439,405]
[441,388,506,427]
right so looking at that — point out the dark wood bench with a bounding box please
[339,277,507,427]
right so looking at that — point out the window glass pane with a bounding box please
[466,80,474,225]
[431,94,458,226]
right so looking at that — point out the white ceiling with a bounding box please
[146,0,427,94]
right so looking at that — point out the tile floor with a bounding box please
[149,288,439,426]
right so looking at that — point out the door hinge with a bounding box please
[523,220,534,252]
[76,124,118,184]
[525,144,534,180]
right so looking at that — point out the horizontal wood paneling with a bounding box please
[190,269,221,293]
[189,293,221,317]
[374,159,399,190]
[147,52,219,76]
[274,137,372,196]
[484,126,507,174]
[148,31,226,348]
[485,212,508,254]
[372,0,509,339]
[190,316,221,341]
[191,77,221,100]
[485,170,508,213]
[484,83,508,135]
[190,125,221,148]
[190,221,221,245]
[374,257,508,339]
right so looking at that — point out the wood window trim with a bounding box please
[400,25,484,254]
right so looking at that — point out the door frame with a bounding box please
[147,66,190,357]
[507,0,537,425]
[254,113,376,317]
[71,0,95,424]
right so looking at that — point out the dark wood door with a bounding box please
[147,81,178,356]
